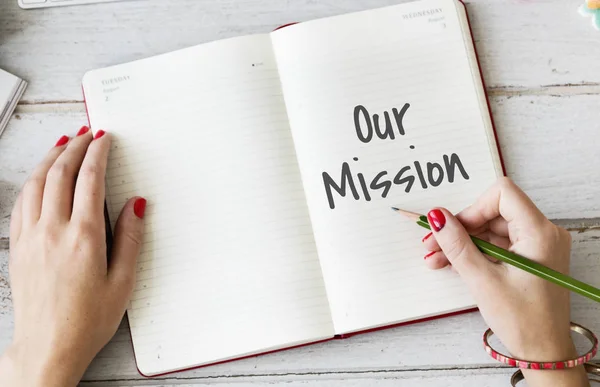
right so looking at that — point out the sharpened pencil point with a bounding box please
[391,207,423,222]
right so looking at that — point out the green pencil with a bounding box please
[391,207,600,304]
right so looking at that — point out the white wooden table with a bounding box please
[1,0,600,385]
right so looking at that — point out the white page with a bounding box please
[271,0,503,334]
[82,34,334,376]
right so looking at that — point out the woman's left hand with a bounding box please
[0,126,146,387]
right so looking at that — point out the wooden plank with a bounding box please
[0,0,599,103]
[2,93,600,243]
[467,0,600,89]
[492,94,600,220]
[1,229,598,381]
[0,251,13,355]
[0,108,83,240]
[1,0,598,385]
[78,369,515,387]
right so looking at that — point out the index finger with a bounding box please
[457,177,549,232]
[72,130,110,222]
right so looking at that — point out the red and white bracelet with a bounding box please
[483,322,598,370]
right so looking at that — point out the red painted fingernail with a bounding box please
[424,251,436,260]
[133,198,147,219]
[422,232,433,242]
[427,209,446,232]
[76,126,90,136]
[93,130,106,140]
[55,135,69,147]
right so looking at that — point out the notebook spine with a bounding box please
[458,0,507,177]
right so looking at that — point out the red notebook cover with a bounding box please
[82,0,506,377]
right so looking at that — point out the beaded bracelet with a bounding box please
[483,322,598,370]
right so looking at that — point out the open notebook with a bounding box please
[82,0,504,376]
[0,68,27,138]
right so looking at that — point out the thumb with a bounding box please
[108,196,146,299]
[427,208,494,281]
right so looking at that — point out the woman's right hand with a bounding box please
[422,177,589,387]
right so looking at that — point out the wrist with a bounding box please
[510,330,577,361]
[523,366,590,387]
[0,341,88,387]
[514,338,590,387]
[487,329,591,387]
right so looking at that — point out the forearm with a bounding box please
[0,342,85,387]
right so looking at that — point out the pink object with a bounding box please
[55,135,69,147]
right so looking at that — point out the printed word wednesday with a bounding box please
[320,104,471,210]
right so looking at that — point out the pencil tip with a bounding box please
[391,207,423,221]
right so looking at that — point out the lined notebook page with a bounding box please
[82,34,334,375]
[272,0,503,334]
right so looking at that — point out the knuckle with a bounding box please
[22,176,44,194]
[41,226,62,247]
[557,226,572,244]
[47,162,72,181]
[123,229,143,247]
[496,176,514,190]
[119,271,137,291]
[540,225,573,269]
[80,163,101,180]
[541,222,558,238]
[540,223,570,246]
[444,236,469,262]
[76,220,98,237]
[66,221,100,248]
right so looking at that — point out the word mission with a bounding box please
[321,104,470,209]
